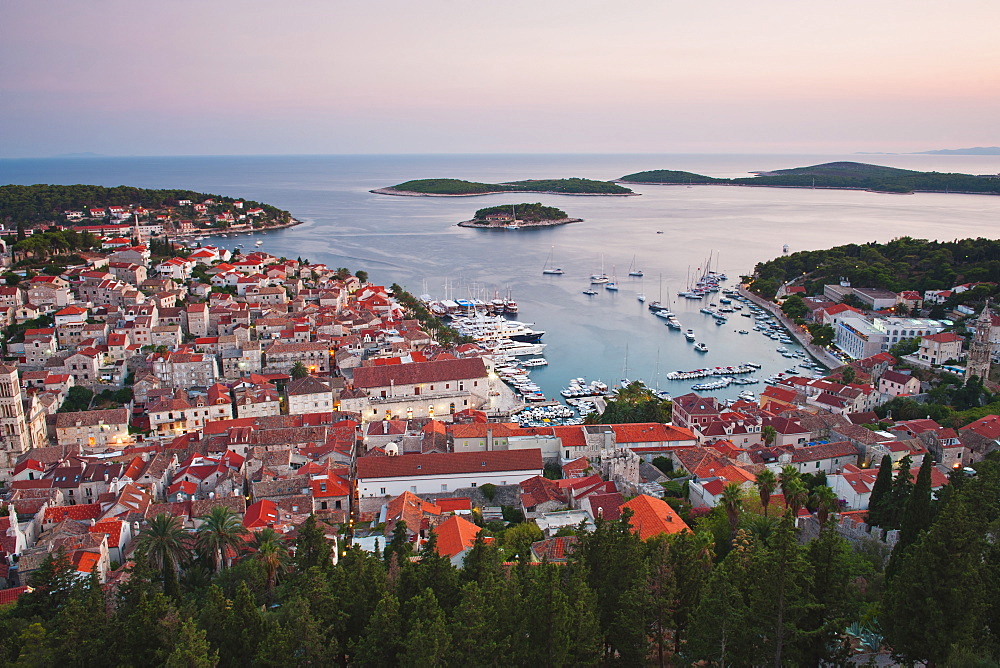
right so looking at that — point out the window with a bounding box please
[380,488,386,495]
[471,482,477,488]
[441,484,448,491]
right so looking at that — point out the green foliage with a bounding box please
[780,294,808,319]
[806,322,835,347]
[890,336,921,358]
[0,184,289,227]
[57,385,94,412]
[289,361,309,379]
[750,235,1000,299]
[479,482,497,501]
[622,160,1000,195]
[588,380,671,424]
[392,177,633,195]
[473,202,568,222]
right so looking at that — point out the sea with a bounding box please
[3,153,999,404]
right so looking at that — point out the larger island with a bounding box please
[372,177,634,196]
[619,161,1000,195]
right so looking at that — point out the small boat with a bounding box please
[627,255,643,277]
[694,342,708,353]
[656,230,664,234]
[583,289,598,296]
[637,294,646,302]
[542,246,564,275]
[738,330,749,335]
[684,330,696,341]
[255,239,263,247]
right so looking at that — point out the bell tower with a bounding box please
[967,300,994,382]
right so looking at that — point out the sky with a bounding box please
[1,0,998,157]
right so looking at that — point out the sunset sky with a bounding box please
[2,0,998,157]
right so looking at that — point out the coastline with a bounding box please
[457,217,583,229]
[371,187,636,197]
[172,217,305,240]
[614,181,999,197]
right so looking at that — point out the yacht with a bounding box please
[694,342,709,353]
[684,329,696,341]
[452,313,544,343]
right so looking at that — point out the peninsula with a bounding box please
[0,184,299,238]
[372,177,634,196]
[619,161,1000,195]
[457,203,582,229]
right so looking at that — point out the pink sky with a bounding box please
[1,0,998,157]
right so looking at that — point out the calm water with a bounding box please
[3,153,1000,401]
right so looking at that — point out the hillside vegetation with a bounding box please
[473,203,568,222]
[390,177,633,195]
[620,161,1000,195]
[749,236,1000,300]
[0,184,289,226]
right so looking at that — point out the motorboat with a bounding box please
[694,342,708,353]
[684,330,696,341]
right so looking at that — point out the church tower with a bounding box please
[967,300,994,382]
[0,363,30,478]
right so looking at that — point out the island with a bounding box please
[457,203,582,229]
[619,161,1000,195]
[372,177,634,196]
[0,184,300,239]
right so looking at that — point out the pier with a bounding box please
[737,286,843,370]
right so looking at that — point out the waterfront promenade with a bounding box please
[737,286,843,371]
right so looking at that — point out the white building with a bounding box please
[356,448,543,498]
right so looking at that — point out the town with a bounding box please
[0,199,998,664]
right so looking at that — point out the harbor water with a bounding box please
[4,153,1000,402]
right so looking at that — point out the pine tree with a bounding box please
[353,591,403,667]
[885,454,914,528]
[686,549,752,666]
[163,618,218,668]
[399,589,450,667]
[801,527,864,665]
[293,514,333,572]
[883,499,987,666]
[867,454,894,527]
[448,581,509,666]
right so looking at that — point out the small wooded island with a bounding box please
[457,203,581,229]
[372,177,634,196]
[619,161,1000,195]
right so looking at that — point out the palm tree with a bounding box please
[761,425,778,447]
[755,468,778,517]
[136,513,190,580]
[719,483,744,543]
[247,527,290,595]
[784,478,809,521]
[811,485,840,526]
[196,506,247,573]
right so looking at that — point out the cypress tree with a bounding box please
[898,455,934,551]
[353,591,403,667]
[399,589,450,667]
[867,455,894,527]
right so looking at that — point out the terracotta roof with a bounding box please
[922,332,962,344]
[434,514,481,558]
[520,475,565,509]
[353,357,487,389]
[89,519,124,548]
[436,497,471,512]
[621,495,689,540]
[790,441,857,462]
[0,586,30,607]
[357,449,542,479]
[244,499,279,529]
[45,503,102,522]
[530,536,578,562]
[586,492,624,520]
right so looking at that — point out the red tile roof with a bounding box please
[621,495,689,540]
[353,357,487,389]
[357,449,543,479]
[436,497,471,512]
[435,515,481,558]
[0,586,30,606]
[45,503,102,522]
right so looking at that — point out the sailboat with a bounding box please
[649,274,668,312]
[605,265,619,291]
[627,255,644,277]
[590,254,609,284]
[542,246,564,275]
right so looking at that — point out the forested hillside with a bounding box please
[0,184,289,226]
[388,177,633,195]
[749,236,1000,299]
[621,161,1000,195]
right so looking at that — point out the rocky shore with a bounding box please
[457,217,583,229]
